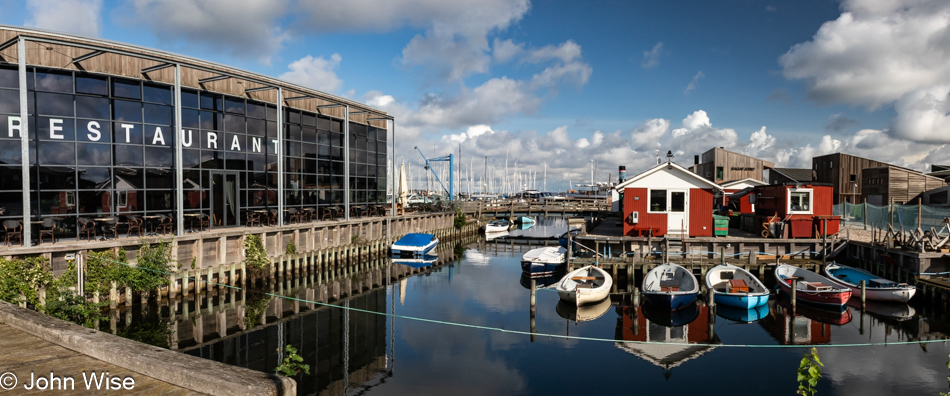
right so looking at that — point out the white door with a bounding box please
[667,190,688,235]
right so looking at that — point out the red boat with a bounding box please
[774,264,851,307]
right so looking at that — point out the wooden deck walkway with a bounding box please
[0,323,199,395]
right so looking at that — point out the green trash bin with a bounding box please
[713,215,729,236]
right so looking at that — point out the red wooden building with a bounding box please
[617,162,722,237]
[730,183,838,238]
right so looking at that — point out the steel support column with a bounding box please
[18,37,31,247]
[277,88,284,225]
[174,64,184,235]
[343,106,350,221]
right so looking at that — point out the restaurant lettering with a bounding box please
[730,167,755,171]
[7,116,272,153]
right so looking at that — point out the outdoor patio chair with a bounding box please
[38,217,57,244]
[77,217,96,241]
[2,220,21,246]
[126,215,143,238]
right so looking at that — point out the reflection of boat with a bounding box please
[558,229,581,248]
[484,230,508,241]
[642,263,699,310]
[641,299,700,327]
[705,263,769,309]
[846,298,916,320]
[519,271,564,290]
[556,265,612,305]
[556,298,612,322]
[776,294,853,325]
[390,233,439,256]
[484,219,511,233]
[513,216,535,224]
[824,262,915,303]
[513,222,534,231]
[615,303,718,375]
[391,254,439,268]
[715,304,770,323]
[520,246,566,277]
[775,264,851,307]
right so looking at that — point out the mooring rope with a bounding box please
[90,256,948,349]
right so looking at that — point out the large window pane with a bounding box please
[145,168,174,189]
[112,122,143,144]
[144,146,173,167]
[145,125,173,147]
[114,145,143,167]
[35,70,73,93]
[76,75,108,96]
[40,191,75,215]
[224,97,244,114]
[113,79,141,100]
[37,117,75,141]
[182,108,199,129]
[0,68,17,89]
[78,167,109,187]
[144,103,172,125]
[113,100,142,122]
[76,95,110,119]
[0,89,19,114]
[143,84,172,105]
[77,143,111,166]
[38,141,75,165]
[247,102,265,119]
[0,166,23,190]
[77,119,111,143]
[181,90,198,108]
[36,92,73,116]
[199,93,220,111]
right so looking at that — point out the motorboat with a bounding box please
[390,233,438,257]
[520,246,567,277]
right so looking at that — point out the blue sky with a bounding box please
[2,0,949,192]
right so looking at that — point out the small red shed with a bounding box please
[617,161,722,237]
[743,183,837,238]
[720,178,766,207]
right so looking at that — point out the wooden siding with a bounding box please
[623,188,667,237]
[0,27,387,128]
[814,153,888,204]
[695,147,773,184]
[861,166,947,204]
[689,188,713,237]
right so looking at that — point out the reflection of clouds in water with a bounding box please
[464,250,492,266]
[820,344,943,394]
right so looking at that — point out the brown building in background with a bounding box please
[813,153,946,204]
[693,147,773,184]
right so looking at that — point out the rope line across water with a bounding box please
[93,257,948,349]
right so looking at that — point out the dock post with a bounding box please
[860,280,866,308]
[664,238,669,263]
[706,286,715,311]
[775,246,780,265]
[110,281,117,309]
[790,279,797,312]
[720,246,725,265]
[633,286,640,306]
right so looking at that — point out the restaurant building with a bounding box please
[0,25,392,246]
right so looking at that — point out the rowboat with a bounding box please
[390,233,438,257]
[556,265,612,306]
[704,263,770,309]
[513,216,535,224]
[824,262,915,303]
[774,264,851,307]
[484,219,511,233]
[558,228,581,248]
[520,246,567,277]
[642,263,699,310]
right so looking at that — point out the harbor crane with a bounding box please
[414,146,454,201]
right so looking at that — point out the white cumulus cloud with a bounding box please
[279,54,343,93]
[26,0,102,37]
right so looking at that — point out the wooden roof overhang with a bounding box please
[0,25,391,127]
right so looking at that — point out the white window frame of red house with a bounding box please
[788,188,813,214]
[647,188,668,213]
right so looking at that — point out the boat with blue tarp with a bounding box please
[390,233,439,257]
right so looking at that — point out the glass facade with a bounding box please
[0,65,387,239]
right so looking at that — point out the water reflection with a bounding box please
[615,301,718,376]
[715,303,770,323]
[507,216,568,238]
[555,298,612,322]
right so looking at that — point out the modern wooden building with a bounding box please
[617,161,722,237]
[812,153,889,204]
[692,147,773,185]
[0,25,392,246]
[862,166,946,205]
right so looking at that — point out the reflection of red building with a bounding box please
[614,303,718,372]
[758,299,846,345]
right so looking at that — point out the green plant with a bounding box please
[275,344,309,377]
[127,240,172,292]
[44,291,106,328]
[285,241,297,256]
[0,256,53,306]
[453,208,467,230]
[941,354,950,396]
[244,235,269,270]
[796,347,823,396]
[84,249,131,295]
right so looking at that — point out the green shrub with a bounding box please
[285,241,297,256]
[244,234,269,270]
[275,345,310,377]
[0,256,53,306]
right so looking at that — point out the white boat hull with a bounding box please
[556,266,612,305]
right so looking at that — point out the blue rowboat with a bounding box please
[705,263,770,309]
[824,262,916,303]
[390,233,438,257]
[642,263,699,310]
